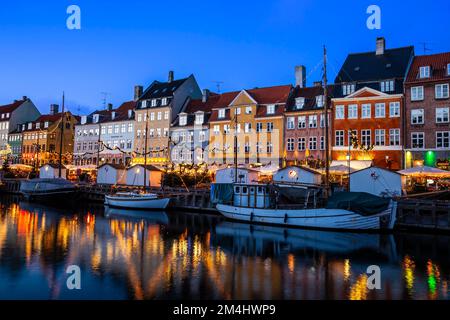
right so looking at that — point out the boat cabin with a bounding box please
[232,183,273,209]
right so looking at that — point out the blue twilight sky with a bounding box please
[1,0,449,115]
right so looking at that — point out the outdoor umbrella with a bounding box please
[398,165,450,178]
[328,164,356,175]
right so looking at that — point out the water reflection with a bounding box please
[0,196,449,300]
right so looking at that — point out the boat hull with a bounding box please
[216,201,396,231]
[104,195,170,209]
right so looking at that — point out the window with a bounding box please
[213,125,220,135]
[223,124,231,135]
[436,131,450,148]
[128,123,133,133]
[101,126,106,135]
[164,111,169,120]
[137,114,142,122]
[287,117,295,129]
[361,129,371,146]
[435,84,449,99]
[267,142,273,153]
[380,80,395,92]
[164,128,169,137]
[298,137,306,151]
[199,131,206,142]
[308,115,317,128]
[267,105,275,115]
[267,122,274,132]
[448,63,450,76]
[316,95,324,107]
[295,97,305,109]
[114,125,119,134]
[335,130,344,146]
[320,114,326,128]
[320,136,325,150]
[44,122,49,128]
[335,105,344,119]
[348,104,358,119]
[235,108,241,115]
[287,138,295,151]
[256,122,263,132]
[298,116,306,128]
[151,99,157,107]
[244,142,250,153]
[436,107,449,123]
[389,102,400,117]
[411,132,424,149]
[375,129,385,146]
[389,129,400,146]
[127,140,132,149]
[179,115,187,126]
[309,137,317,150]
[419,66,430,78]
[361,104,371,118]
[375,103,386,118]
[342,84,355,95]
[107,125,113,134]
[245,106,252,114]
[411,86,424,101]
[121,124,126,133]
[157,112,162,120]
[218,109,226,119]
[195,113,204,125]
[411,109,424,124]
[244,123,252,133]
[150,113,155,121]
[161,98,168,106]
[149,129,154,137]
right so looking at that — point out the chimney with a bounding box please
[50,104,59,115]
[202,89,210,103]
[107,103,113,111]
[134,85,143,101]
[168,70,174,83]
[295,65,306,88]
[313,81,322,87]
[376,37,385,55]
[22,96,28,101]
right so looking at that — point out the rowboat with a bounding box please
[104,192,170,209]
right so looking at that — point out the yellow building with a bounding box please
[208,85,292,169]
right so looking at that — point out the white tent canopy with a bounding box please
[330,160,372,171]
[398,166,450,178]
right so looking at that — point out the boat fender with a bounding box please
[284,213,288,223]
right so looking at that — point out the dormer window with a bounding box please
[128,109,133,119]
[419,66,430,78]
[36,123,40,129]
[195,112,204,125]
[161,98,168,105]
[44,121,49,128]
[218,109,226,119]
[151,99,157,107]
[22,124,25,131]
[93,114,99,123]
[342,83,355,95]
[111,112,116,120]
[447,63,450,76]
[380,80,395,92]
[179,114,187,126]
[295,97,305,109]
[316,95,324,107]
[81,115,87,124]
[267,104,275,115]
[28,123,32,130]
[142,100,147,108]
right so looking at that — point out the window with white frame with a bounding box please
[156,128,162,137]
[437,131,450,148]
[320,136,325,150]
[436,107,449,123]
[380,80,395,92]
[375,129,385,146]
[164,111,169,120]
[335,105,345,119]
[309,137,317,150]
[309,115,317,128]
[213,125,220,135]
[361,129,371,146]
[151,99,157,107]
[235,107,241,115]
[298,116,306,128]
[411,132,424,149]
[287,138,295,151]
[411,86,424,101]
[342,84,355,95]
[267,122,274,132]
[435,84,449,99]
[298,137,306,151]
[287,117,295,130]
[316,95,324,107]
[295,97,305,109]
[348,130,357,145]
[195,113,204,125]
[389,129,400,146]
[245,106,252,114]
[244,123,252,133]
[389,102,400,117]
[320,114,326,128]
[128,123,133,133]
[361,104,371,118]
[335,130,344,146]
[44,121,49,128]
[375,103,386,118]
[419,66,430,78]
[218,109,226,119]
[223,124,231,134]
[411,109,424,124]
[164,128,169,137]
[348,104,358,119]
[267,104,275,115]
[448,63,450,76]
[161,98,168,106]
[157,112,162,120]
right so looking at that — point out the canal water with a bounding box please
[0,196,449,300]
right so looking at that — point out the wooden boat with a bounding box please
[20,178,77,201]
[104,192,170,209]
[215,183,397,231]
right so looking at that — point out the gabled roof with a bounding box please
[98,163,126,170]
[245,85,292,104]
[0,99,27,116]
[286,85,335,112]
[335,46,414,83]
[22,112,77,132]
[139,77,189,100]
[277,165,322,175]
[405,52,450,84]
[128,164,162,172]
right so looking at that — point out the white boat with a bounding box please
[214,183,397,231]
[104,192,170,209]
[20,178,77,202]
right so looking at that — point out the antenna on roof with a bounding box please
[100,92,110,109]
[212,81,224,93]
[419,42,432,54]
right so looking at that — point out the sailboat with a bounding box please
[104,107,170,210]
[214,47,397,231]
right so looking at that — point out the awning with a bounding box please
[330,160,372,171]
[398,165,450,178]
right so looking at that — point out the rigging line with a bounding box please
[330,58,355,83]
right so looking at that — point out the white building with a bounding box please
[126,164,163,187]
[39,164,67,179]
[273,166,322,185]
[350,166,405,197]
[97,163,127,185]
[215,168,259,184]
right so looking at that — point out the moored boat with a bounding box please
[104,192,170,209]
[20,178,77,202]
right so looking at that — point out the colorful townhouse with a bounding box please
[170,90,215,165]
[0,97,41,162]
[284,80,334,168]
[208,85,292,170]
[21,105,79,167]
[331,37,414,170]
[404,52,450,169]
[134,72,202,166]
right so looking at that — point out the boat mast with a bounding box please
[323,46,330,196]
[234,110,238,183]
[58,92,65,178]
[143,107,149,190]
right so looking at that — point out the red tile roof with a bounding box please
[0,99,26,114]
[245,85,292,104]
[405,52,450,84]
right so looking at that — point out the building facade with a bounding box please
[404,52,450,169]
[331,37,414,170]
[134,72,201,166]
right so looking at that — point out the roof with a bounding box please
[0,99,27,118]
[350,165,402,175]
[277,165,322,175]
[405,52,450,84]
[286,85,335,112]
[81,101,136,125]
[245,85,292,104]
[22,112,77,132]
[172,112,212,128]
[41,163,67,169]
[139,77,189,100]
[335,46,414,84]
[98,163,126,170]
[128,164,162,172]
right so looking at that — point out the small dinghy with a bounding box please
[104,192,170,209]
